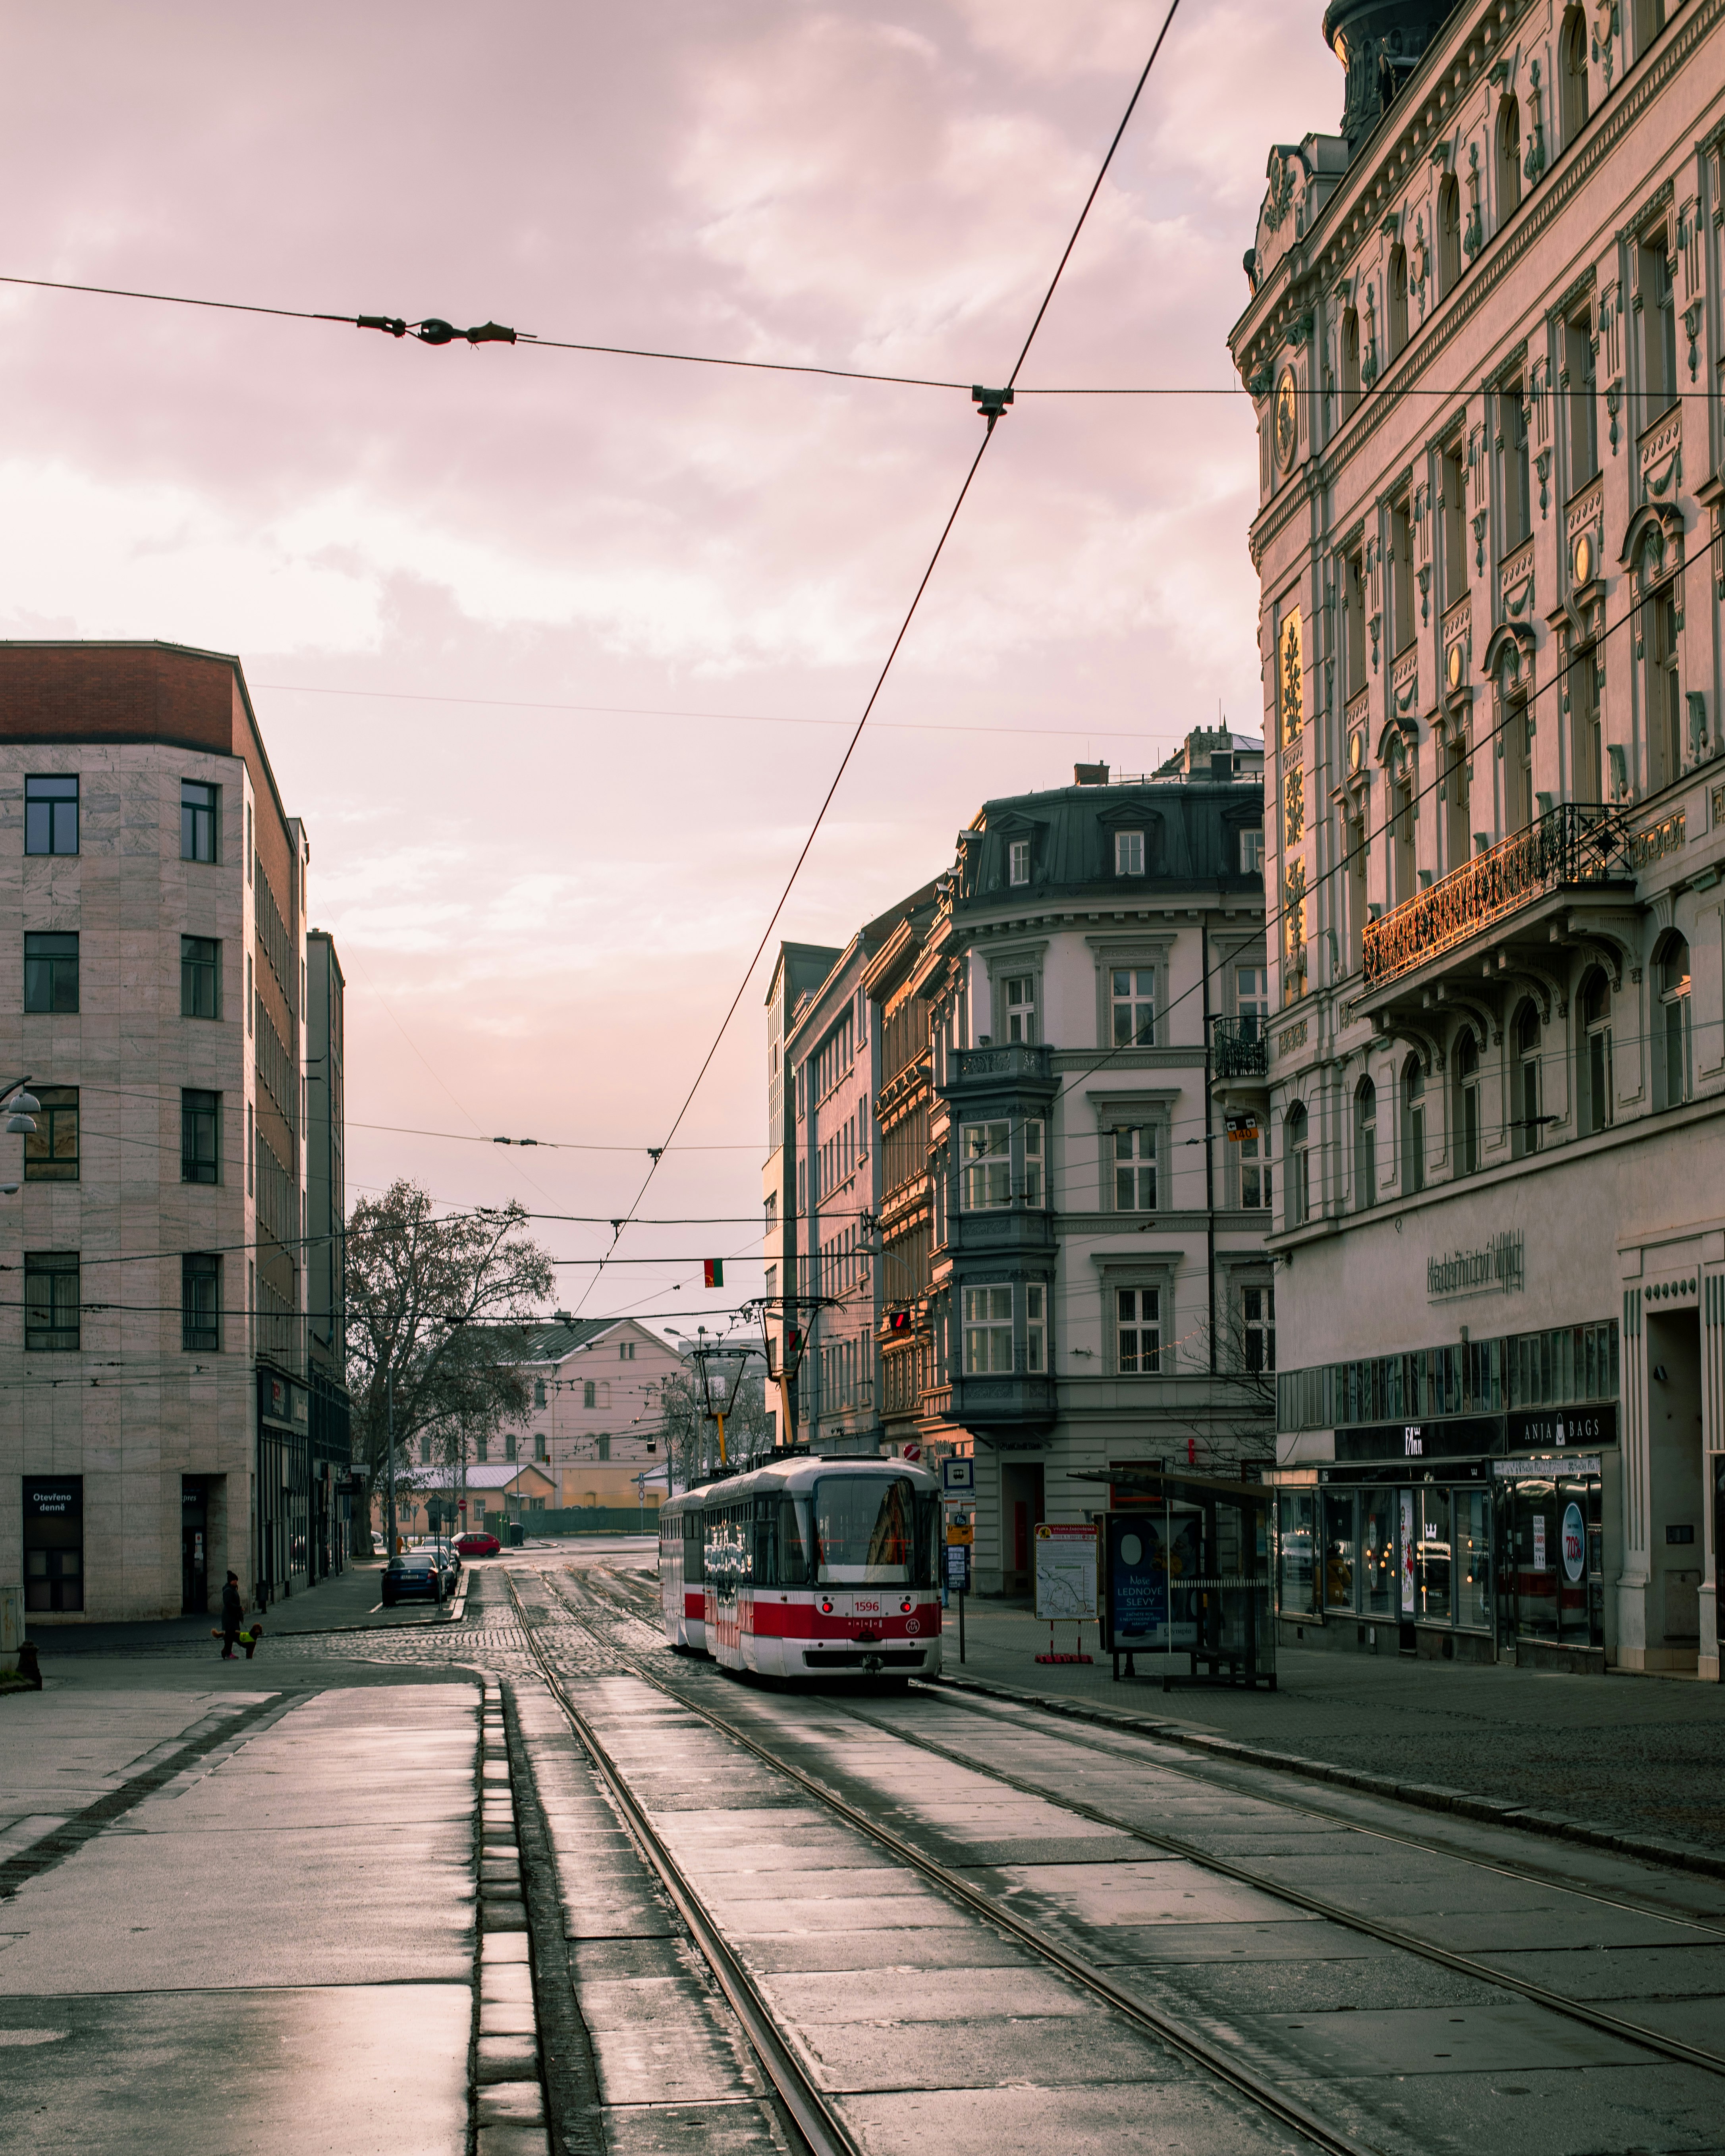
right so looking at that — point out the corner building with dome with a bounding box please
[1229,0,1725,1676]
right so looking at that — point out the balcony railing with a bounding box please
[1362,804,1626,993]
[1211,1016,1270,1078]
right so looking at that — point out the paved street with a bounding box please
[6,1541,1725,2156]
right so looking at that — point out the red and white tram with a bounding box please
[658,1454,943,1680]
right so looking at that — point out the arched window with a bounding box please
[1454,1033,1481,1176]
[1285,1101,1310,1226]
[534,1377,547,1408]
[1581,970,1613,1134]
[583,1379,596,1409]
[1387,245,1409,357]
[1658,936,1692,1108]
[1511,1003,1542,1159]
[1353,1078,1377,1210]
[1340,309,1361,417]
[1401,1059,1426,1193]
[1438,176,1462,295]
[1497,96,1522,221]
[1560,7,1589,140]
[1646,576,1682,791]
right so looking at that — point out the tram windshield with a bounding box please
[811,1475,917,1584]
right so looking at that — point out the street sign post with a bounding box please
[1034,1522,1097,1664]
[942,1457,975,1494]
[944,1540,970,1660]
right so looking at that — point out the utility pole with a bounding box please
[386,1367,397,1556]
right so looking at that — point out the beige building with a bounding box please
[504,1318,681,1514]
[0,642,343,1624]
[1232,0,1725,1673]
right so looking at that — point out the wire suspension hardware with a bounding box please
[354,314,522,346]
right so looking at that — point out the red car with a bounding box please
[455,1530,501,1558]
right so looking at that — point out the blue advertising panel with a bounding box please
[1106,1511,1202,1649]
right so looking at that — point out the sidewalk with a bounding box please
[0,1660,480,2152]
[31,1555,466,1656]
[939,1595,1725,1854]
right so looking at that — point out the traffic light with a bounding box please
[703,1259,724,1287]
[887,1309,913,1334]
[783,1325,803,1356]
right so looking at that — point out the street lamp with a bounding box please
[690,1341,753,1471]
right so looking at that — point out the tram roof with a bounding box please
[660,1453,939,1512]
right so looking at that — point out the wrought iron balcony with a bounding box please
[1362,804,1627,993]
[1211,1016,1270,1078]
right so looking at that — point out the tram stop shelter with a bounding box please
[1076,1466,1276,1691]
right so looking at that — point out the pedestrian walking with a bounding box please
[219,1570,243,1660]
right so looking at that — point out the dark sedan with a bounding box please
[382,1551,457,1607]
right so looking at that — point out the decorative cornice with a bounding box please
[1248,0,1725,572]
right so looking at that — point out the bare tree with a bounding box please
[345,1182,555,1547]
[649,1363,772,1490]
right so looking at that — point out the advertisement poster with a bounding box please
[1561,1503,1586,1583]
[1532,1514,1547,1572]
[1035,1523,1098,1620]
[1106,1513,1201,1647]
[1399,1492,1416,1614]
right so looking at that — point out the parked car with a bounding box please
[455,1530,501,1558]
[381,1551,453,1607]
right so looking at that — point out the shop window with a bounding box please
[1277,1491,1316,1617]
[1457,1489,1492,1630]
[23,1474,83,1611]
[1658,935,1692,1108]
[1400,1059,1426,1192]
[1581,971,1613,1134]
[1353,1077,1376,1209]
[1360,1492,1397,1616]
[1323,1491,1355,1610]
[1511,1003,1542,1158]
[1414,1487,1452,1620]
[1505,1475,1602,1647]
[1454,1033,1480,1175]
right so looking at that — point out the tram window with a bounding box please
[683,1509,704,1584]
[780,1496,813,1586]
[812,1475,914,1583]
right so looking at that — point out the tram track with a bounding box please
[507,1560,1390,2156]
[569,1560,1725,2086]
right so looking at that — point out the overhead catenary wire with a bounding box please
[573,2,1184,1318]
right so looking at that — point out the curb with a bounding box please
[473,1674,552,2156]
[925,1668,1725,1885]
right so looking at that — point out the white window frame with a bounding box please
[1115,829,1146,876]
[1240,827,1265,874]
[1237,1125,1272,1210]
[1009,838,1031,886]
[963,1285,1013,1373]
[1115,1286,1161,1373]
[1113,1124,1158,1212]
[1242,1282,1275,1373]
[961,1120,1012,1210]
[1025,1283,1046,1373]
[1110,967,1156,1047]
[1002,974,1036,1043]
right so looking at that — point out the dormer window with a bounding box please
[1115,830,1145,876]
[1009,839,1030,886]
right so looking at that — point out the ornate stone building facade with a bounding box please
[1232,0,1725,1674]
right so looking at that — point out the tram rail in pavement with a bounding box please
[498,1556,1725,2156]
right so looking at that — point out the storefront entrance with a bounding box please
[1494,1458,1605,1667]
[181,1477,210,1614]
[23,1475,84,1613]
[1645,1306,1704,1672]
[1001,1462,1043,1595]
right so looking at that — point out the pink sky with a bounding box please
[0,1,1340,1328]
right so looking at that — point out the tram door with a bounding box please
[181,1476,209,1614]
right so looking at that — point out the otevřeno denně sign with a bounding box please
[1427,1231,1524,1299]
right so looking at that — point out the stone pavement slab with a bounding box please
[0,1672,482,2153]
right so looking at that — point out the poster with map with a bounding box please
[1034,1523,1098,1620]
